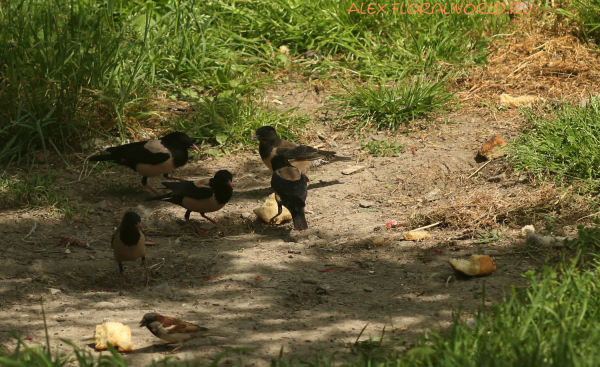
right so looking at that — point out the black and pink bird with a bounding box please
[269,154,308,230]
[147,170,233,235]
[89,132,202,195]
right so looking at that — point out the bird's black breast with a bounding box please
[259,142,274,160]
[170,148,189,168]
[119,224,141,246]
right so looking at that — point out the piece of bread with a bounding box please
[404,230,431,241]
[449,255,496,276]
[253,193,293,224]
[478,136,506,160]
[94,322,133,352]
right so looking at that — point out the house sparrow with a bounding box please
[139,313,224,353]
[269,154,308,230]
[112,211,149,287]
[252,126,351,183]
[89,132,202,195]
[146,170,233,235]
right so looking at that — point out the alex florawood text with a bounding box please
[348,2,532,14]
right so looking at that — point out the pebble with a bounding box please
[359,200,375,208]
[303,278,318,284]
[372,236,385,246]
[316,284,332,294]
[364,287,375,292]
[241,212,253,219]
[94,302,116,309]
[342,166,366,175]
[48,288,61,295]
[64,249,71,254]
[154,282,173,299]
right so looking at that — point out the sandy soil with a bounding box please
[0,83,557,366]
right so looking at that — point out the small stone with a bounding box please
[342,166,366,175]
[64,249,71,254]
[303,278,318,284]
[359,200,375,208]
[488,173,506,183]
[241,212,253,220]
[423,188,441,202]
[316,284,332,295]
[48,288,61,295]
[94,302,116,309]
[372,236,385,246]
[89,255,95,260]
[154,282,173,299]
[364,287,375,292]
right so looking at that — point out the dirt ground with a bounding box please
[0,79,582,366]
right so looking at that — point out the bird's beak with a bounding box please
[251,134,258,141]
[137,223,142,230]
[139,321,145,327]
[227,180,233,188]
[192,144,202,153]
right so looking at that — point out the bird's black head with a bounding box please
[213,170,234,189]
[121,211,142,227]
[140,313,159,327]
[252,126,279,143]
[270,154,292,171]
[161,132,202,153]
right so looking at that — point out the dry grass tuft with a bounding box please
[455,16,600,106]
[410,184,592,229]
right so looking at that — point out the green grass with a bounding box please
[168,95,311,155]
[508,96,600,185]
[0,171,72,217]
[360,140,406,157]
[335,72,456,131]
[0,0,513,164]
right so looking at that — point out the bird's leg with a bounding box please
[141,177,162,196]
[268,199,283,226]
[118,262,127,289]
[201,213,220,226]
[303,173,311,187]
[142,256,149,286]
[166,342,184,354]
[185,210,209,236]
[163,173,186,182]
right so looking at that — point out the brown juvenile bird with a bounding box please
[139,313,225,354]
[252,126,351,183]
[270,154,308,230]
[89,132,202,195]
[112,211,149,288]
[146,170,233,235]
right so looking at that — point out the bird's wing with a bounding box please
[280,145,320,160]
[161,180,214,200]
[106,140,171,165]
[162,318,209,334]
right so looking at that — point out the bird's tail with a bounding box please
[291,208,308,230]
[329,155,352,162]
[88,154,115,162]
[145,193,172,202]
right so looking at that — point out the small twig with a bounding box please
[576,212,600,222]
[409,222,441,232]
[468,161,491,178]
[22,222,38,243]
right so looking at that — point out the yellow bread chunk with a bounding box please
[449,255,496,277]
[404,230,431,241]
[94,322,133,352]
[253,193,292,224]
